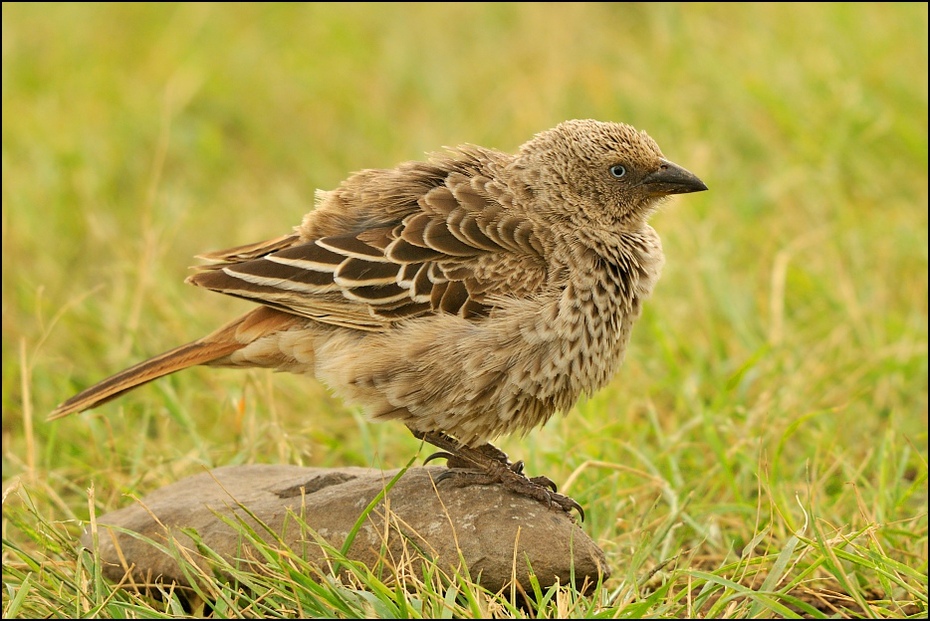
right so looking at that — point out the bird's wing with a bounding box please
[187,172,548,331]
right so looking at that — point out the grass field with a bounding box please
[2,3,927,618]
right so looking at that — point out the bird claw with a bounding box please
[528,474,559,493]
[423,450,479,470]
[546,492,585,522]
[423,451,455,465]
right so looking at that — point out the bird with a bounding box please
[50,119,707,518]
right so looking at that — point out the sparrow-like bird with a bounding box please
[51,119,707,518]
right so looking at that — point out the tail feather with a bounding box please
[48,338,242,420]
[49,306,307,421]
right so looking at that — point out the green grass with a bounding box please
[3,2,927,618]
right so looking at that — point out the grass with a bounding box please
[2,2,927,618]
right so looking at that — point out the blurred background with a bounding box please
[2,2,927,610]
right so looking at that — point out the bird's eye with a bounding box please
[609,164,627,179]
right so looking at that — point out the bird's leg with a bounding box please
[408,428,584,521]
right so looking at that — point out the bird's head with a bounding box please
[512,119,707,228]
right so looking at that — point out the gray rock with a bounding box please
[81,464,609,597]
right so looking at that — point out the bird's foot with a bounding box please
[435,467,584,519]
[410,429,584,521]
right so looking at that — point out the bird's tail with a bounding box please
[48,306,300,420]
[47,338,242,420]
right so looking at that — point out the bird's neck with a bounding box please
[559,224,664,305]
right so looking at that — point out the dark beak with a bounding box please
[640,159,708,195]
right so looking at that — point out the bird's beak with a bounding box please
[640,159,708,196]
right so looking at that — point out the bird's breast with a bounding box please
[539,235,664,401]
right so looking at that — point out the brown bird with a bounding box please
[50,119,706,517]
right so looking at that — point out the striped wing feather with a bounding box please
[187,172,547,331]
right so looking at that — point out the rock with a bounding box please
[81,464,609,597]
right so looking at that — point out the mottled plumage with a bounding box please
[50,119,707,514]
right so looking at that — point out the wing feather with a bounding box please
[187,161,548,330]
